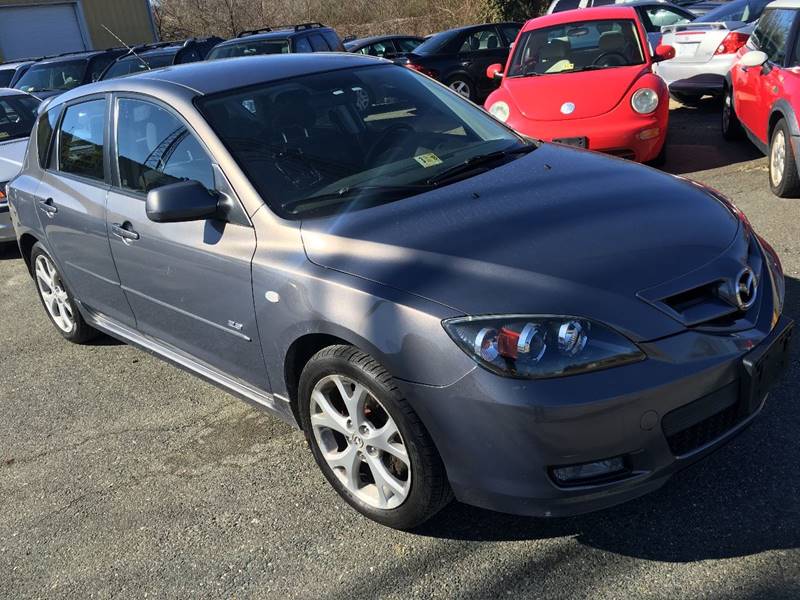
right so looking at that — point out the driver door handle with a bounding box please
[111,222,140,241]
[38,197,57,216]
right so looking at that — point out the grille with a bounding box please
[665,402,742,456]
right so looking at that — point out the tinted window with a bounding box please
[37,107,60,168]
[322,30,342,50]
[358,41,396,57]
[551,0,582,12]
[396,38,423,52]
[116,98,213,193]
[58,99,106,181]
[16,59,88,93]
[507,19,645,76]
[413,31,456,54]
[309,33,329,51]
[89,55,116,82]
[294,36,313,52]
[0,94,39,142]
[459,28,502,52]
[102,54,174,80]
[752,8,797,62]
[0,69,14,88]
[699,0,771,23]
[197,64,522,219]
[500,24,522,45]
[207,39,290,59]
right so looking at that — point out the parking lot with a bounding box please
[1,100,799,599]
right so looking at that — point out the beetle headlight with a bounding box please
[443,316,644,379]
[631,88,659,114]
[488,101,510,122]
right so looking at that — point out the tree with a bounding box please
[481,0,548,22]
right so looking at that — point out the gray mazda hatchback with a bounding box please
[7,54,792,529]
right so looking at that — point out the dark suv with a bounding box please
[99,38,223,81]
[403,22,522,102]
[206,23,344,60]
[14,48,127,100]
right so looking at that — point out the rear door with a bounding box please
[34,95,136,327]
[105,95,267,389]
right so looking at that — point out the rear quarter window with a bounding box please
[322,30,342,50]
[37,107,61,169]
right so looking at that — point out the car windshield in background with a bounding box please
[412,31,454,54]
[197,64,527,218]
[103,54,174,79]
[507,19,645,77]
[0,95,40,141]
[699,0,771,22]
[15,60,87,93]
[206,39,290,59]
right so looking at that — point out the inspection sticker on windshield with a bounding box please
[414,153,443,168]
[0,132,8,139]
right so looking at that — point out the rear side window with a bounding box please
[322,30,342,50]
[752,8,797,64]
[37,109,60,167]
[641,7,693,32]
[58,99,106,181]
[115,98,214,193]
[459,28,502,52]
[396,38,422,52]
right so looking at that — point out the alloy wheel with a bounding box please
[449,80,471,99]
[771,129,786,187]
[35,254,75,333]
[309,374,411,510]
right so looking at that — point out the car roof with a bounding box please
[33,50,111,66]
[767,0,800,9]
[213,26,334,48]
[524,5,639,29]
[0,87,37,99]
[347,34,422,46]
[48,53,387,106]
[0,60,34,69]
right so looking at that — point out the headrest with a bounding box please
[539,39,570,62]
[599,31,625,52]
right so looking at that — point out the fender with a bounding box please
[770,98,800,137]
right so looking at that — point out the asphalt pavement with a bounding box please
[1,101,799,599]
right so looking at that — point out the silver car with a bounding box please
[0,89,39,243]
[659,0,770,103]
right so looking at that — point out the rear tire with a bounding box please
[721,86,743,141]
[446,75,475,102]
[769,119,800,198]
[298,345,452,530]
[31,243,98,344]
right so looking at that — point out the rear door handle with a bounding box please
[38,197,57,216]
[111,222,140,242]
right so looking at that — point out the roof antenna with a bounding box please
[101,24,150,71]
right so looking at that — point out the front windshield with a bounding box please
[507,19,645,77]
[15,60,87,93]
[197,64,527,219]
[0,95,40,141]
[206,39,290,59]
[699,0,771,23]
[102,53,174,80]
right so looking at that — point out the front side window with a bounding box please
[358,41,396,57]
[507,19,645,77]
[116,98,214,193]
[459,28,502,53]
[752,8,797,63]
[16,60,88,93]
[0,95,40,142]
[58,99,106,181]
[206,39,290,59]
[197,64,525,219]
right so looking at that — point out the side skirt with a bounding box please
[80,303,299,429]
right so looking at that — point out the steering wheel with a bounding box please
[593,52,628,67]
[365,123,416,166]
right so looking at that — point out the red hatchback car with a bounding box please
[724,0,800,197]
[484,7,675,163]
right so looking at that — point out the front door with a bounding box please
[106,96,267,389]
[36,95,136,327]
[459,26,509,97]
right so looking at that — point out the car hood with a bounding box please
[0,137,28,182]
[300,145,740,342]
[504,65,649,120]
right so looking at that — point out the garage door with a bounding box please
[0,3,88,61]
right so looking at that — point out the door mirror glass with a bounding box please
[740,50,768,68]
[486,63,504,80]
[653,44,676,62]
[145,180,220,223]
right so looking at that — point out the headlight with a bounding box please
[489,101,510,122]
[443,315,644,379]
[631,88,659,114]
[758,235,785,315]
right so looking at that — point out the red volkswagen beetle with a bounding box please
[484,7,675,163]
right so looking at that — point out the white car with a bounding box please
[0,89,39,243]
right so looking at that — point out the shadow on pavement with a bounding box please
[0,242,21,261]
[664,99,763,175]
[415,277,800,564]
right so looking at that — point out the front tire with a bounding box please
[769,119,800,198]
[31,243,97,343]
[298,345,451,529]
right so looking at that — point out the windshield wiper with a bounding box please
[282,183,433,213]
[425,144,536,187]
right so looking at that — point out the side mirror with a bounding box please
[653,44,676,63]
[146,180,220,223]
[486,63,504,80]
[740,50,768,69]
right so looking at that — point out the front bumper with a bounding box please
[399,314,793,518]
[0,205,14,242]
[507,105,668,163]
[658,55,736,96]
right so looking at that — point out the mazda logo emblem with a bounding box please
[735,267,757,311]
